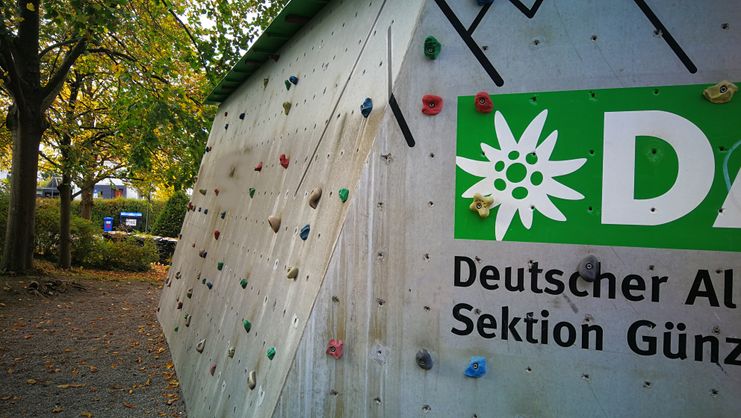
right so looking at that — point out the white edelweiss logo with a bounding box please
[456,110,587,240]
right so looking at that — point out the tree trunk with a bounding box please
[80,182,94,220]
[1,109,44,273]
[58,174,72,269]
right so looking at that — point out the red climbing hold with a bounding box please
[326,339,344,359]
[209,363,216,376]
[214,230,220,240]
[474,91,494,113]
[279,154,289,169]
[255,162,263,172]
[421,95,443,115]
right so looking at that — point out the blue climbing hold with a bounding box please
[206,281,213,289]
[464,356,487,378]
[360,98,373,118]
[289,75,299,85]
[300,224,310,241]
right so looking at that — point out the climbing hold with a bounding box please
[474,91,494,113]
[224,124,229,130]
[185,314,191,327]
[477,0,494,4]
[309,187,322,208]
[326,339,344,359]
[421,95,443,115]
[416,349,433,370]
[206,281,213,289]
[198,188,207,195]
[360,98,373,118]
[240,278,249,289]
[249,188,256,198]
[177,301,183,309]
[289,75,299,85]
[266,346,276,360]
[263,78,269,88]
[254,162,263,172]
[187,202,194,211]
[578,255,599,282]
[279,154,290,169]
[287,267,299,279]
[201,277,206,285]
[284,80,292,90]
[338,188,349,203]
[228,346,235,358]
[186,288,193,299]
[239,113,245,120]
[217,261,224,271]
[199,250,207,258]
[209,363,216,376]
[220,211,226,219]
[703,80,737,104]
[243,319,252,333]
[175,271,182,280]
[283,102,292,115]
[424,36,441,60]
[248,371,256,390]
[196,339,206,353]
[204,209,208,215]
[464,356,487,378]
[299,225,310,241]
[214,188,220,196]
[205,146,212,153]
[469,193,494,218]
[268,215,281,233]
[214,230,221,240]
[174,326,179,332]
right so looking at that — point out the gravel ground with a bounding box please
[0,272,186,418]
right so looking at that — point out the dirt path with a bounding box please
[0,270,186,418]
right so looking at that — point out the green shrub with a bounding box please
[0,186,9,255]
[71,198,165,233]
[152,190,188,237]
[84,236,159,272]
[33,199,99,265]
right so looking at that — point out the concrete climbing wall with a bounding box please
[161,0,741,417]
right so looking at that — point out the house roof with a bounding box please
[205,0,331,104]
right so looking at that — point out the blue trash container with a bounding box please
[103,217,114,232]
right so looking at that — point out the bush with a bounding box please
[72,198,165,233]
[152,190,188,238]
[0,186,9,255]
[33,199,99,265]
[84,236,159,272]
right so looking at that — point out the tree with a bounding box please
[152,190,188,238]
[0,0,129,272]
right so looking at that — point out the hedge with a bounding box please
[72,198,165,233]
[152,190,188,238]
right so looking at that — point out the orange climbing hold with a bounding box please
[422,95,443,115]
[280,154,290,169]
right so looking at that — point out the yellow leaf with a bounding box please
[80,412,93,418]
[26,378,37,385]
[57,383,86,389]
[26,3,35,12]
[52,405,64,413]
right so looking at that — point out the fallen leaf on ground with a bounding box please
[122,402,136,409]
[26,379,37,385]
[80,412,93,417]
[52,405,64,413]
[89,366,97,373]
[57,383,86,389]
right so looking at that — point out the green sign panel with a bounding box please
[455,83,741,252]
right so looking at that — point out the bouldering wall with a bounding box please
[161,0,741,417]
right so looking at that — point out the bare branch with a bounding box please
[41,38,87,111]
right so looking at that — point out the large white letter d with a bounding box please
[602,111,714,226]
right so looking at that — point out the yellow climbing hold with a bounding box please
[469,193,494,218]
[309,187,322,209]
[287,267,299,279]
[703,80,737,104]
[283,102,292,115]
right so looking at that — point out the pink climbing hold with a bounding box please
[474,91,494,113]
[279,154,290,169]
[421,95,443,115]
[326,338,344,359]
[214,230,220,240]
[209,363,216,376]
[255,162,263,172]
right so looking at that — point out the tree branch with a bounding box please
[41,38,87,111]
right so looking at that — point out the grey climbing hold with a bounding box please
[416,349,433,370]
[206,281,213,289]
[248,371,256,390]
[204,209,208,215]
[287,267,299,279]
[199,250,207,258]
[220,211,226,219]
[464,356,487,378]
[578,255,599,282]
[289,75,299,85]
[185,314,191,327]
[268,215,281,233]
[309,187,322,209]
[299,225,310,241]
[360,98,373,118]
[239,113,245,120]
[228,346,235,358]
[198,189,207,195]
[186,288,193,299]
[177,301,183,309]
[196,338,206,353]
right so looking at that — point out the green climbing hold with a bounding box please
[266,346,276,360]
[174,326,179,332]
[217,262,224,271]
[240,278,248,289]
[198,188,207,195]
[243,319,252,333]
[338,188,349,203]
[424,36,441,60]
[249,188,256,198]
[285,80,291,90]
